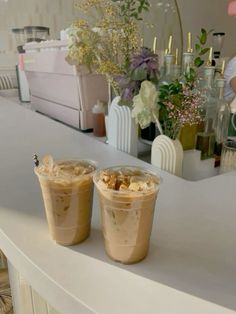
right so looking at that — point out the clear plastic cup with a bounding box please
[35,159,96,245]
[93,166,161,264]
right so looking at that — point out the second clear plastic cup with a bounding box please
[94,166,161,264]
[35,159,96,245]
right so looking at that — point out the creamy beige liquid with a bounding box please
[35,159,95,245]
[98,190,157,263]
[94,168,159,264]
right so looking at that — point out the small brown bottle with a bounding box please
[92,100,106,137]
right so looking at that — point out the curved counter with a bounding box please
[0,97,235,314]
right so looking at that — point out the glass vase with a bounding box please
[140,122,157,141]
[179,123,203,151]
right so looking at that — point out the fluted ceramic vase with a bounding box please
[107,96,138,157]
[151,134,183,177]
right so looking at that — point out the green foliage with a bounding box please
[158,80,184,139]
[195,43,201,52]
[112,0,150,22]
[198,28,207,45]
[158,80,183,105]
[194,28,213,68]
[194,57,204,68]
[185,67,197,84]
[184,28,212,83]
[158,79,204,139]
[199,47,210,56]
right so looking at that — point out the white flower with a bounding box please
[92,27,104,36]
[132,81,160,129]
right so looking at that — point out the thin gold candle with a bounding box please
[168,35,172,54]
[187,32,193,53]
[153,36,157,53]
[221,60,225,76]
[175,48,179,65]
[207,47,213,66]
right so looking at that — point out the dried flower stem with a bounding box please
[153,112,163,135]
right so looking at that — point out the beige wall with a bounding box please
[177,0,236,57]
[0,0,235,60]
[0,0,77,54]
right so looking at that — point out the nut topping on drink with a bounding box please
[96,168,160,192]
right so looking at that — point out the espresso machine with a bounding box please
[12,26,49,102]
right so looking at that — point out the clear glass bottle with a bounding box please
[92,100,106,137]
[172,48,181,79]
[159,53,175,85]
[180,52,194,82]
[179,32,194,83]
[195,66,217,159]
[213,78,230,164]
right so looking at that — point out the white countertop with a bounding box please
[0,97,235,314]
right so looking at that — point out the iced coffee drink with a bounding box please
[94,166,160,264]
[35,155,96,245]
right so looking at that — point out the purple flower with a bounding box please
[119,81,141,106]
[115,47,160,106]
[130,47,159,72]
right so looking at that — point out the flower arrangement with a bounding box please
[116,47,159,107]
[126,29,211,140]
[158,80,204,139]
[68,1,210,143]
[130,76,204,140]
[67,0,150,94]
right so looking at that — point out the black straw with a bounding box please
[33,154,39,167]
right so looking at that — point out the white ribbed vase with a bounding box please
[107,96,138,157]
[151,134,183,177]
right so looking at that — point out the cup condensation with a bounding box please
[94,166,161,264]
[35,159,96,245]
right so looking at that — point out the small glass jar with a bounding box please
[12,28,25,53]
[220,140,236,174]
[24,26,49,42]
